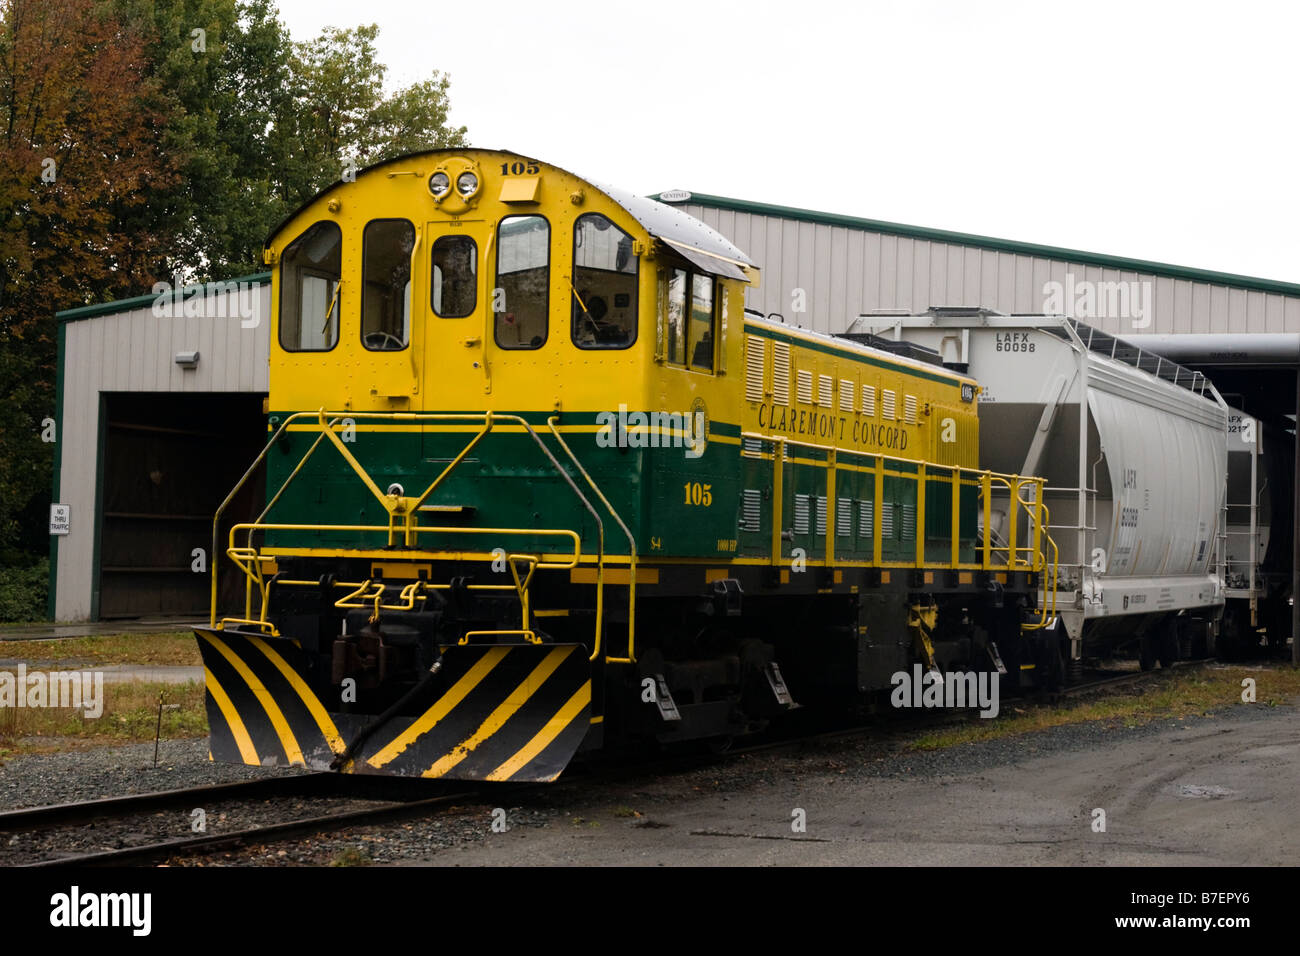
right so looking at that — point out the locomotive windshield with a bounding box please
[432,236,477,317]
[360,218,414,350]
[495,215,550,349]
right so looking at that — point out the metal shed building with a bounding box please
[49,276,272,622]
[662,192,1300,339]
[48,195,1300,625]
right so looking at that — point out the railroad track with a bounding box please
[0,773,499,867]
[1060,658,1214,697]
[3,660,1210,866]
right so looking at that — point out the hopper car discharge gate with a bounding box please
[197,409,1057,782]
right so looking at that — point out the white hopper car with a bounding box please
[847,309,1228,670]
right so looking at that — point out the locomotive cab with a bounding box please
[194,150,772,781]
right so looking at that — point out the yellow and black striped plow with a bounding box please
[194,628,592,782]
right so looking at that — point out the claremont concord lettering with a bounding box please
[756,402,910,452]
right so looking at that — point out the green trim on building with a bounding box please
[55,272,272,324]
[46,322,66,621]
[89,394,107,622]
[655,192,1300,297]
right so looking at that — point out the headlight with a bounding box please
[456,172,479,196]
[429,172,450,197]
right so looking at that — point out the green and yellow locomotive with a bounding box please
[196,149,1056,782]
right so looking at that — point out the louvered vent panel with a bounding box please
[858,499,874,538]
[839,379,854,412]
[796,370,813,405]
[744,336,765,403]
[837,497,853,536]
[772,343,791,405]
[818,374,833,408]
[861,385,876,417]
[815,496,827,535]
[793,495,810,535]
[904,395,918,425]
[740,489,762,532]
[882,389,897,420]
[741,437,763,458]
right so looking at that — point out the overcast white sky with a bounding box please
[275,0,1300,283]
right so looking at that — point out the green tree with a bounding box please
[0,0,470,608]
[265,22,468,257]
[0,0,175,563]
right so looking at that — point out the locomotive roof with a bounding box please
[745,313,977,387]
[592,180,754,281]
[265,149,755,281]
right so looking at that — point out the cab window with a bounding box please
[361,219,413,350]
[571,213,637,349]
[279,221,342,351]
[432,236,477,317]
[660,261,716,372]
[495,215,550,349]
[689,273,715,370]
[665,268,686,364]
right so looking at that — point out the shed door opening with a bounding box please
[97,393,265,620]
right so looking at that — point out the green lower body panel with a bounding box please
[194,627,592,782]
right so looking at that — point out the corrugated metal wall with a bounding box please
[682,204,1300,337]
[55,284,271,620]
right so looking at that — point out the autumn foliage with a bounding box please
[0,0,468,606]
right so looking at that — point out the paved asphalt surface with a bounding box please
[426,703,1300,866]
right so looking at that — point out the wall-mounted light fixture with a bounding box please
[175,350,200,369]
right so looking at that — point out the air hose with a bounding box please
[330,647,444,771]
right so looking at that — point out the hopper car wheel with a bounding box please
[1218,606,1244,662]
[1138,634,1156,672]
[1157,618,1180,669]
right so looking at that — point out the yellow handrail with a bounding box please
[741,429,1058,631]
[1016,491,1059,630]
[546,416,638,664]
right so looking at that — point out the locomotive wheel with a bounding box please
[706,735,735,755]
[1039,621,1067,693]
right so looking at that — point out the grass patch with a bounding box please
[0,679,207,761]
[907,664,1300,752]
[0,631,200,667]
[329,848,372,867]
